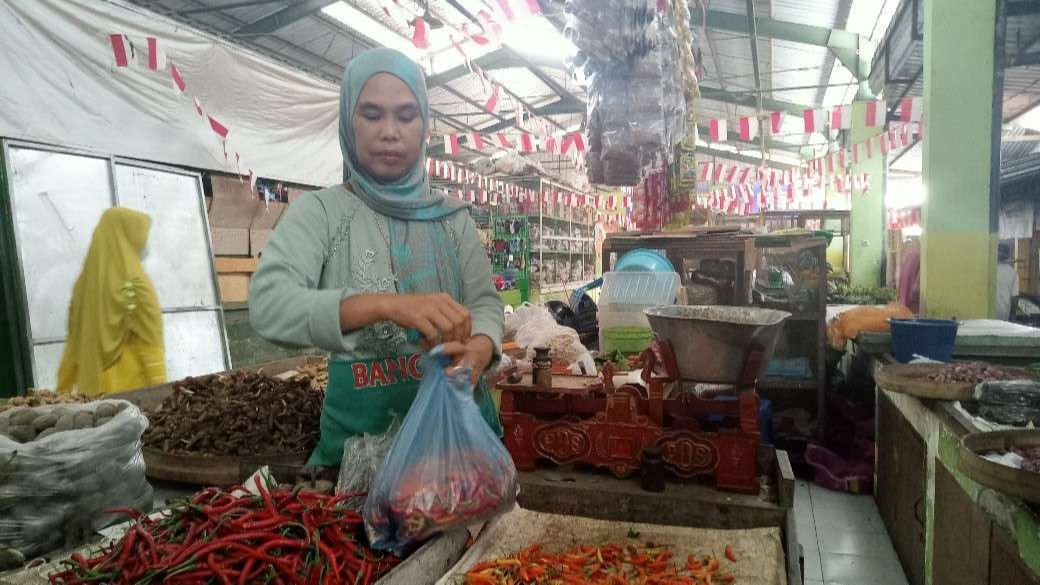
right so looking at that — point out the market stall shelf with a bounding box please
[958,429,1040,505]
[875,362,1036,401]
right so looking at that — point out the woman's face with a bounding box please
[352,73,424,182]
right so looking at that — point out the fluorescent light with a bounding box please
[323,2,424,63]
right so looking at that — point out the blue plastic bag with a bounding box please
[362,347,518,554]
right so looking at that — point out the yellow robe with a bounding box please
[57,208,167,396]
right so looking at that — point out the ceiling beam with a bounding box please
[426,49,517,88]
[699,86,810,115]
[691,8,863,78]
[1011,51,1040,67]
[177,0,285,16]
[234,0,337,37]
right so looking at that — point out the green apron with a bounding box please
[308,354,503,467]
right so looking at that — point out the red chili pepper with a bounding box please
[724,545,737,563]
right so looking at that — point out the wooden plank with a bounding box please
[218,273,250,303]
[990,524,1040,584]
[251,201,286,230]
[933,461,991,585]
[214,257,258,274]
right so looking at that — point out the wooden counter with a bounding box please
[864,352,1040,584]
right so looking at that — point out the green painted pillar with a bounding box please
[921,0,1002,319]
[850,102,887,287]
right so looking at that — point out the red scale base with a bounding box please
[498,341,764,494]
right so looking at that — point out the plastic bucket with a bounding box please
[601,326,653,356]
[890,318,959,363]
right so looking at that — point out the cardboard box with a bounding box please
[250,229,273,258]
[288,186,317,204]
[211,173,255,200]
[218,273,251,304]
[211,227,250,256]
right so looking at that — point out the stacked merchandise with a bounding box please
[492,216,530,302]
[569,0,688,186]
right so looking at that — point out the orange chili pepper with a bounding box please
[707,557,720,573]
[720,573,736,583]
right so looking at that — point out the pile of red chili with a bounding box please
[49,484,402,585]
[463,542,738,585]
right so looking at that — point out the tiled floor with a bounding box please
[795,480,909,585]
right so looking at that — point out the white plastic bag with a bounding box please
[336,417,400,505]
[514,306,594,371]
[0,400,152,557]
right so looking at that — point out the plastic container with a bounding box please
[890,318,959,363]
[601,326,653,356]
[599,271,681,308]
[805,443,874,495]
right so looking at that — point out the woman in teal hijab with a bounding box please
[249,48,504,467]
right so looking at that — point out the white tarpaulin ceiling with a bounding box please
[0,0,342,186]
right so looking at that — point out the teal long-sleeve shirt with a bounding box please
[248,185,503,361]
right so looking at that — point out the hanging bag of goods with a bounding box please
[362,348,518,554]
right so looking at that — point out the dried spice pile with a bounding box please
[0,390,93,413]
[144,372,323,456]
[927,362,1016,384]
[464,542,738,585]
[49,486,401,585]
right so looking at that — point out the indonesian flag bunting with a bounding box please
[865,100,884,127]
[464,22,491,46]
[495,132,511,149]
[451,35,471,69]
[495,0,516,21]
[862,173,872,193]
[866,139,874,159]
[426,158,435,175]
[770,170,778,188]
[900,123,911,147]
[770,111,785,135]
[739,117,758,141]
[709,119,728,142]
[519,0,542,16]
[561,132,586,154]
[783,170,792,186]
[469,133,485,150]
[739,167,751,184]
[446,134,461,156]
[518,133,535,153]
[477,10,503,43]
[543,134,558,155]
[109,34,130,68]
[878,133,889,155]
[208,115,229,139]
[831,105,852,130]
[607,195,617,208]
[411,17,429,49]
[900,97,923,122]
[725,165,739,184]
[170,62,186,92]
[889,127,898,150]
[713,163,726,182]
[803,109,827,133]
[249,170,257,193]
[699,162,711,182]
[817,158,825,176]
[624,196,632,208]
[146,37,165,71]
[853,143,860,164]
[827,153,835,174]
[484,83,501,113]
[838,149,847,169]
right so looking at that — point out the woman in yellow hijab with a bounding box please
[57,207,167,396]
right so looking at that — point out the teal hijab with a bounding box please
[339,48,466,300]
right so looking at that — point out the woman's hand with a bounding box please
[440,335,496,385]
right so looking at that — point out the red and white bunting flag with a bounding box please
[725,165,738,184]
[739,117,758,141]
[770,111,785,135]
[109,34,133,68]
[248,170,257,193]
[484,83,501,113]
[193,95,204,116]
[607,195,617,208]
[411,17,429,49]
[426,158,435,175]
[495,0,516,22]
[698,162,712,182]
[517,0,541,16]
[862,172,872,193]
[900,123,911,147]
[852,143,860,164]
[838,149,847,169]
[469,133,486,150]
[495,132,511,149]
[866,138,874,159]
[709,119,728,142]
[888,127,898,150]
[450,35,471,70]
[561,132,586,154]
[770,170,778,188]
[831,105,852,130]
[208,115,229,139]
[624,196,632,208]
[826,153,835,174]
[519,133,535,153]
[900,97,923,122]
[738,167,751,184]
[878,133,889,155]
[146,37,166,71]
[803,109,827,133]
[713,163,726,183]
[477,10,504,42]
[446,134,461,156]
[864,100,884,127]
[169,62,186,92]
[543,134,558,155]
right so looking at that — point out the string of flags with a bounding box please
[704,97,924,142]
[108,34,259,193]
[440,131,586,156]
[427,156,629,211]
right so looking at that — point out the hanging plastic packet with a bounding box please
[336,415,400,507]
[362,347,518,554]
